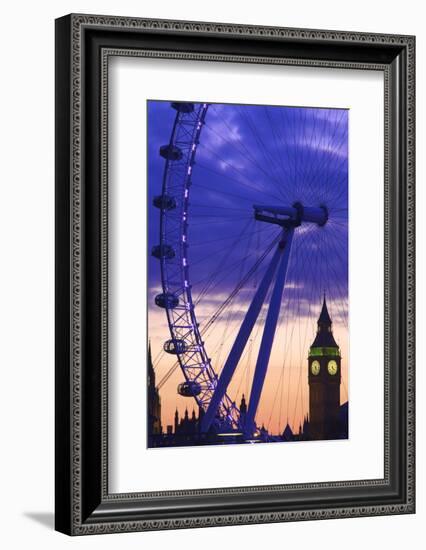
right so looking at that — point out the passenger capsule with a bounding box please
[160,144,183,161]
[151,244,175,260]
[164,339,187,355]
[155,293,179,309]
[177,381,202,397]
[153,194,176,211]
[171,102,194,113]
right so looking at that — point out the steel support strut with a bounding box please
[245,227,294,436]
[200,244,283,433]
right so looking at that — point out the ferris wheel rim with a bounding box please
[156,101,241,430]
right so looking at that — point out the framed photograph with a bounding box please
[55,14,415,535]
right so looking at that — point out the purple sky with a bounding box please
[147,101,348,433]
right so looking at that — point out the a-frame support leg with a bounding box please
[245,227,294,436]
[200,243,283,433]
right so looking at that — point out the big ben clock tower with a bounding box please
[308,295,341,440]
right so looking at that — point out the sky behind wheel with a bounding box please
[147,100,348,439]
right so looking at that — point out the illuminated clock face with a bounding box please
[327,360,338,375]
[311,360,320,375]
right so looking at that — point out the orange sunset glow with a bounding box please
[149,291,348,436]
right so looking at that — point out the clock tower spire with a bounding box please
[308,295,341,440]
